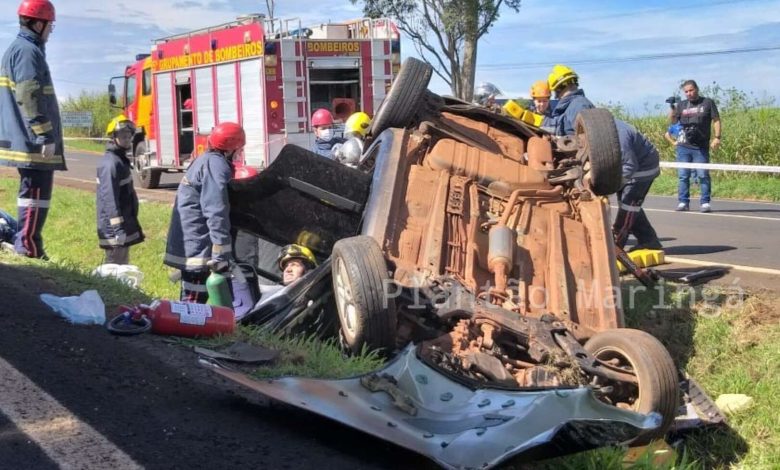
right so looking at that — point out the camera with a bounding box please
[665,96,679,109]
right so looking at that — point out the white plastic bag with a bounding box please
[92,264,144,289]
[40,290,106,325]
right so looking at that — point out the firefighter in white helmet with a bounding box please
[474,82,502,109]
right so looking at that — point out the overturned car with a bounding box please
[204,58,683,468]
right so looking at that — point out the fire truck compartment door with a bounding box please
[308,58,360,69]
[155,72,176,166]
[239,58,267,169]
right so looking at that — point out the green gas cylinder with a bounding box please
[206,271,233,308]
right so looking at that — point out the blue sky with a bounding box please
[2,0,779,114]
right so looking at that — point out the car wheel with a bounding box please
[368,57,433,137]
[574,108,622,195]
[134,142,161,189]
[331,236,396,354]
[584,328,679,444]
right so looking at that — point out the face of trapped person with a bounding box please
[282,259,307,286]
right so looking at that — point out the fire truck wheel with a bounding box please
[574,108,622,196]
[134,142,161,189]
[369,57,433,137]
[331,236,396,355]
[584,328,679,445]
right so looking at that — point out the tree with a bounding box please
[352,0,521,101]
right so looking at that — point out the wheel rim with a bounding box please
[591,346,642,411]
[334,257,359,341]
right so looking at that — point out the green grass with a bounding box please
[64,138,106,153]
[3,175,780,469]
[0,176,178,300]
[649,170,780,202]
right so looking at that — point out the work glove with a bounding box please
[207,257,232,274]
[42,143,56,160]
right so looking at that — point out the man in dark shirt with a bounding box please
[669,80,721,212]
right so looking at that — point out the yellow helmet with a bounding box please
[345,111,371,137]
[277,244,317,270]
[547,64,578,92]
[106,115,136,136]
[530,80,551,99]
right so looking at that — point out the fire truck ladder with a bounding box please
[272,17,308,134]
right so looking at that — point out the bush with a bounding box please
[60,91,115,139]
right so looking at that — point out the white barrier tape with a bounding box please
[660,161,780,174]
[63,137,110,142]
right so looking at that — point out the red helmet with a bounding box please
[311,108,333,127]
[233,165,258,180]
[18,0,55,21]
[208,122,246,152]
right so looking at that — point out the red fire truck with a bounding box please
[109,14,400,188]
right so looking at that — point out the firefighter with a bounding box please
[474,82,502,109]
[311,108,345,159]
[529,80,552,116]
[613,119,662,252]
[542,64,595,136]
[0,0,65,259]
[277,244,317,286]
[335,111,371,167]
[164,122,246,303]
[96,115,144,265]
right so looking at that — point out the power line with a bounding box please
[478,45,780,70]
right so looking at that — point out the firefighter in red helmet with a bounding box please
[164,122,246,303]
[310,108,345,159]
[0,0,63,259]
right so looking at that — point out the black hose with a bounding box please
[106,312,152,336]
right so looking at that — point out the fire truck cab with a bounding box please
[109,14,400,188]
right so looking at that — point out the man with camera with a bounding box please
[667,80,721,213]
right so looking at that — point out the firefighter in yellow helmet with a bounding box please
[96,115,144,264]
[529,80,552,116]
[542,64,594,136]
[277,244,317,285]
[335,111,372,167]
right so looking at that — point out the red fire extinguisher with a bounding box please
[108,300,235,338]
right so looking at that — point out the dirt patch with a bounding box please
[730,291,780,347]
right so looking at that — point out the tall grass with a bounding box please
[60,90,116,139]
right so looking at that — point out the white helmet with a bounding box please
[335,137,364,168]
[474,82,502,105]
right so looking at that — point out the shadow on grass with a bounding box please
[0,255,152,316]
[621,279,749,469]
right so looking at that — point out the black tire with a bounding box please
[584,328,679,444]
[368,57,433,137]
[575,108,622,195]
[134,142,161,189]
[331,236,396,354]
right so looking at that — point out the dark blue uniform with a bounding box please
[0,27,65,258]
[613,119,661,250]
[541,89,594,136]
[164,150,233,302]
[96,144,144,263]
[311,136,345,159]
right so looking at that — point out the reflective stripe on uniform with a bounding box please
[212,244,232,255]
[119,176,133,186]
[31,121,53,134]
[181,281,207,293]
[619,203,642,213]
[164,253,209,268]
[0,148,64,165]
[17,197,50,208]
[99,231,140,247]
[110,216,124,225]
[42,85,55,95]
[0,76,15,90]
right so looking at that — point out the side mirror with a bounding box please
[108,83,117,105]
